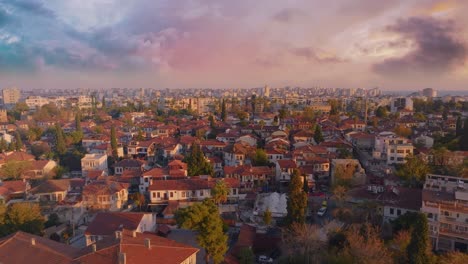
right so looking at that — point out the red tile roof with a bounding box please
[85,212,146,236]
[0,231,81,264]
[149,177,240,191]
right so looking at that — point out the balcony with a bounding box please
[439,228,468,240]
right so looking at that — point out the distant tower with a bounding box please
[262,85,270,98]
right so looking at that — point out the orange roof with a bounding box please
[85,212,145,236]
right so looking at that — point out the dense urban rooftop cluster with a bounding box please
[0,86,467,263]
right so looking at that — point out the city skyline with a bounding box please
[0,0,467,90]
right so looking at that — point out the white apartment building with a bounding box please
[81,154,108,175]
[421,174,468,252]
[25,96,50,110]
[373,131,414,165]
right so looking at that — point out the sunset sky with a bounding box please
[0,0,467,90]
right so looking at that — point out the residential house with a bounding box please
[84,212,156,246]
[113,159,145,175]
[0,179,30,204]
[81,154,108,176]
[30,179,71,202]
[82,180,129,211]
[148,177,240,204]
[275,159,298,182]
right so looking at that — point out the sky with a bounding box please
[0,0,467,90]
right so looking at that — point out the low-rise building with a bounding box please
[81,154,108,176]
[421,174,468,252]
[148,177,240,204]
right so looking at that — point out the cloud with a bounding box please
[291,47,346,63]
[373,16,467,75]
[272,8,305,23]
[6,0,55,17]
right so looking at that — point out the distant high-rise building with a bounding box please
[263,85,270,97]
[2,87,21,106]
[391,97,413,113]
[422,88,437,98]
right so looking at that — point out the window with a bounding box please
[152,192,156,198]
[145,178,149,182]
[157,192,160,198]
[182,192,186,198]
[397,209,401,216]
[427,213,433,219]
[170,192,174,198]
[406,149,411,153]
[199,190,204,196]
[390,208,394,215]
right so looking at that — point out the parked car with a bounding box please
[317,207,327,217]
[258,255,273,263]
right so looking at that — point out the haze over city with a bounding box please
[0,0,467,90]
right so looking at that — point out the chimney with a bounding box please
[115,231,121,239]
[144,238,151,249]
[119,252,126,264]
[31,238,36,246]
[132,231,137,238]
[92,244,97,252]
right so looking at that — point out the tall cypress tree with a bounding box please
[460,119,468,151]
[407,213,431,264]
[221,99,227,122]
[110,126,118,158]
[14,131,23,151]
[455,116,463,137]
[286,169,308,225]
[55,123,66,155]
[314,125,324,144]
[0,138,7,153]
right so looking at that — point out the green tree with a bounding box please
[406,213,431,264]
[286,169,308,225]
[238,247,255,264]
[0,138,7,153]
[74,112,83,142]
[211,180,229,205]
[14,131,23,151]
[129,193,146,211]
[394,125,412,138]
[396,155,430,187]
[375,106,388,118]
[55,123,67,155]
[455,116,463,137]
[176,200,228,264]
[31,143,51,159]
[460,119,468,150]
[263,208,272,226]
[333,185,347,207]
[314,125,324,144]
[0,203,45,237]
[0,160,32,179]
[110,126,118,158]
[136,128,145,141]
[44,213,61,228]
[185,143,214,176]
[252,149,269,166]
[221,99,227,122]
